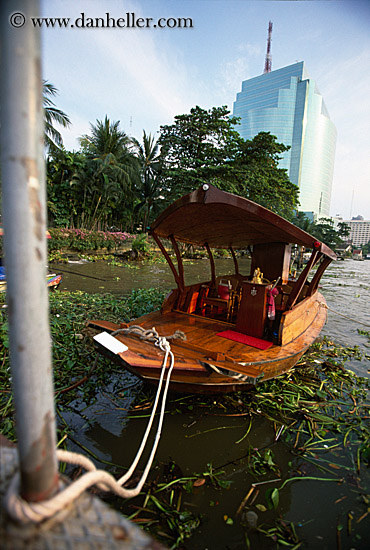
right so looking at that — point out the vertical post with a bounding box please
[0,0,58,501]
[169,234,185,291]
[229,247,239,275]
[205,243,216,287]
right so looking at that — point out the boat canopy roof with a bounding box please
[151,185,336,260]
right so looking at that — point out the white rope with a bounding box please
[5,328,175,524]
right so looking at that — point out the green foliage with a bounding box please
[314,217,350,249]
[0,288,166,440]
[158,105,242,198]
[225,131,299,219]
[46,148,88,227]
[131,233,151,257]
[43,81,71,151]
[46,104,302,232]
[293,213,351,249]
[46,116,140,231]
[48,228,134,252]
[131,131,164,230]
[245,447,279,477]
[158,106,299,218]
[361,240,370,256]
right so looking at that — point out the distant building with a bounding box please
[342,219,370,247]
[352,249,363,260]
[233,61,337,218]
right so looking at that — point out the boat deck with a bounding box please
[89,295,327,393]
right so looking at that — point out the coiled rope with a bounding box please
[5,326,178,524]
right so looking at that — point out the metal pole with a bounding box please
[0,0,58,501]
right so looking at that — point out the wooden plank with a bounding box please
[236,282,269,337]
[280,292,322,346]
[150,185,337,258]
[88,319,128,332]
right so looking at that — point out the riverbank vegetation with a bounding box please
[0,83,353,255]
[45,103,350,251]
[46,107,300,232]
[0,289,369,548]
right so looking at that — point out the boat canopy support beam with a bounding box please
[307,255,333,296]
[230,247,239,275]
[286,249,322,310]
[205,242,216,287]
[169,234,185,292]
[150,231,184,292]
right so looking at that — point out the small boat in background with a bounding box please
[89,185,336,394]
[46,273,62,289]
[0,267,62,293]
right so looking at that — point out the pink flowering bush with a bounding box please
[48,228,135,252]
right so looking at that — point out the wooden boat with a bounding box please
[0,269,62,292]
[88,185,336,393]
[46,273,62,289]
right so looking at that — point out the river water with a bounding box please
[52,258,370,549]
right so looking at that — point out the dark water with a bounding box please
[54,258,370,549]
[52,257,252,296]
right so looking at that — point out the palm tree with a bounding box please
[76,116,139,229]
[132,131,163,231]
[43,81,71,150]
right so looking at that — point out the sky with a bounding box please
[39,0,370,220]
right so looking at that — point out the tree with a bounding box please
[293,214,351,249]
[43,81,71,150]
[313,218,351,249]
[75,116,139,229]
[158,106,299,218]
[228,132,299,218]
[362,240,370,256]
[158,105,242,199]
[131,131,164,231]
[46,147,85,227]
[292,211,316,234]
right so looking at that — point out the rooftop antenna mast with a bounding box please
[264,21,273,74]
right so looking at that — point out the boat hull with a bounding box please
[88,291,327,394]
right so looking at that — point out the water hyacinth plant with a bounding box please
[0,288,369,549]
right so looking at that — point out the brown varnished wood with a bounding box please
[279,291,322,346]
[230,247,239,275]
[151,231,183,292]
[150,185,336,259]
[251,243,291,284]
[285,250,321,309]
[87,291,327,393]
[236,282,269,338]
[88,185,335,393]
[169,234,185,292]
[307,256,332,296]
[205,242,216,287]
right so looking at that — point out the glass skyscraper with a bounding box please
[233,62,337,218]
